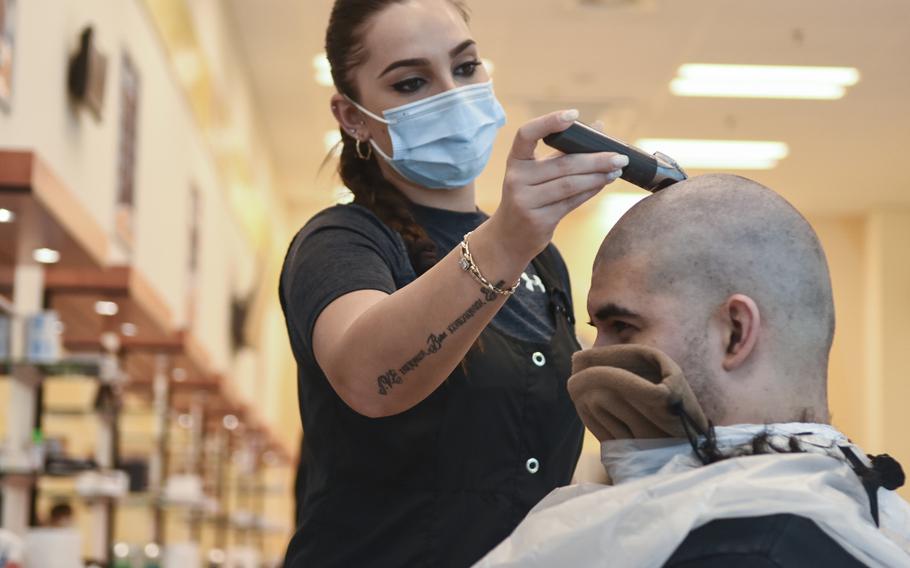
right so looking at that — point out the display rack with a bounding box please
[0,149,109,550]
[1,149,293,565]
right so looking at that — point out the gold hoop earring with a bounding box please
[356,139,373,160]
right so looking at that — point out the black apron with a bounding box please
[284,246,584,568]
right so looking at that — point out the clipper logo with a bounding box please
[521,273,546,294]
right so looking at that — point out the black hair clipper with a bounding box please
[543,121,688,192]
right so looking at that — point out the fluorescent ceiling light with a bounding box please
[95,301,119,316]
[671,64,860,100]
[33,248,61,264]
[636,139,789,170]
[0,208,15,223]
[313,53,333,87]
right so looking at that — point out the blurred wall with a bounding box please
[0,0,298,559]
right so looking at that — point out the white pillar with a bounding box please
[2,262,43,536]
[150,354,171,546]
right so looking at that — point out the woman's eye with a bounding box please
[454,61,481,77]
[392,77,426,94]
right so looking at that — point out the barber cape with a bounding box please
[474,423,910,568]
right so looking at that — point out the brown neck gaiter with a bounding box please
[568,344,709,442]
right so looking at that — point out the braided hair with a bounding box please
[325,0,470,275]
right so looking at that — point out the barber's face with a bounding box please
[350,0,490,156]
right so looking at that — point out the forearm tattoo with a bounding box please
[376,286,499,396]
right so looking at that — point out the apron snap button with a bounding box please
[526,458,540,474]
[531,352,546,367]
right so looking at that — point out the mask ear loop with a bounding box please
[342,94,397,166]
[342,93,391,124]
[341,93,390,165]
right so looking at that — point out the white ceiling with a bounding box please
[224,0,910,220]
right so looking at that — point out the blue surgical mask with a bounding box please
[346,81,506,190]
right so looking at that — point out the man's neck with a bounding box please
[602,422,846,484]
[715,367,829,426]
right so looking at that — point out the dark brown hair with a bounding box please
[325,0,469,275]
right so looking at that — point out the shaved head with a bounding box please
[590,174,834,424]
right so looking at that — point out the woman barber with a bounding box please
[279,0,628,565]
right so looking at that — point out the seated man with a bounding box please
[475,174,910,567]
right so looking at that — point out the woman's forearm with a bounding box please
[315,218,528,418]
[315,112,627,418]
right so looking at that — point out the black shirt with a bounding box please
[280,203,584,567]
[665,514,867,567]
[410,203,563,344]
[284,203,570,352]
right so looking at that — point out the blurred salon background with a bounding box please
[0,0,907,565]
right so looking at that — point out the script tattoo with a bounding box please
[375,288,499,396]
[376,369,402,396]
[426,332,447,354]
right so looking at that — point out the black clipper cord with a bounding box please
[543,121,688,192]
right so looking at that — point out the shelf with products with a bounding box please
[43,405,156,418]
[36,487,225,513]
[0,467,112,482]
[1,148,294,562]
[0,149,117,561]
[0,148,192,564]
[44,265,175,356]
[0,357,103,380]
[0,150,109,273]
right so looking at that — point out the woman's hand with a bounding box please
[488,109,628,261]
[311,111,625,419]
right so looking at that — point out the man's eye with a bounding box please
[611,321,636,336]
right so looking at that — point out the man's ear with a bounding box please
[330,93,367,141]
[721,294,761,371]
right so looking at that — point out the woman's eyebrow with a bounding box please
[449,39,476,58]
[377,40,476,79]
[378,58,430,79]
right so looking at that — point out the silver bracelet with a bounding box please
[458,231,521,297]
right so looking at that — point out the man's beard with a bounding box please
[679,329,723,423]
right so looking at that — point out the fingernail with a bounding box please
[609,169,623,181]
[612,155,630,168]
[561,109,579,122]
